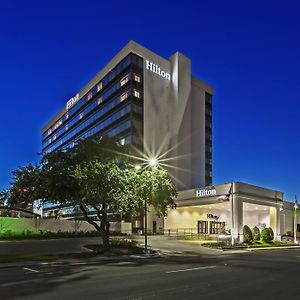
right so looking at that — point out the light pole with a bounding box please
[294,195,298,244]
[135,158,158,254]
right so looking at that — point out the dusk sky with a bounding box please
[0,0,299,200]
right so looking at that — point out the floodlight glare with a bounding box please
[148,158,158,167]
[134,165,142,170]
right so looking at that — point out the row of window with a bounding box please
[43,84,142,147]
[63,119,131,151]
[43,104,131,152]
[43,54,143,140]
[46,87,141,148]
[43,72,142,142]
[43,86,132,147]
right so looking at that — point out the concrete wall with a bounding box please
[0,217,129,234]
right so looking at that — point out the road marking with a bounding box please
[166,265,217,274]
[23,267,39,273]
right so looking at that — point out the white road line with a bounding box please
[166,265,217,274]
[22,267,39,273]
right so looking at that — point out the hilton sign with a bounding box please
[66,93,80,110]
[195,187,217,197]
[145,60,171,80]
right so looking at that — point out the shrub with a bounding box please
[243,225,253,244]
[268,227,274,241]
[252,226,260,241]
[261,228,272,243]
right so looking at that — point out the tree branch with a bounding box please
[79,204,100,231]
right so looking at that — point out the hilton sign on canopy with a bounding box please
[145,60,171,80]
[195,187,217,197]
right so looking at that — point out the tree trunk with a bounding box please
[80,204,111,251]
[100,223,110,251]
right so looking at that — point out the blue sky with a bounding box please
[0,0,299,200]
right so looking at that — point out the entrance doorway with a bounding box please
[198,221,208,234]
[210,221,225,234]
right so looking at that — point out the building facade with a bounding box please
[148,181,299,242]
[42,40,213,192]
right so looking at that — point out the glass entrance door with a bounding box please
[198,221,208,234]
[209,221,225,234]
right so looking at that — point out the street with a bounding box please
[1,247,300,299]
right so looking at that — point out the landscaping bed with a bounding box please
[84,239,152,256]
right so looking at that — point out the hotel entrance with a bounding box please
[198,220,226,234]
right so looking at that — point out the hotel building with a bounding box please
[41,41,298,241]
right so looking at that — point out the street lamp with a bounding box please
[294,195,298,244]
[148,158,158,167]
[135,157,159,254]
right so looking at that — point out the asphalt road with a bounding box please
[1,248,300,300]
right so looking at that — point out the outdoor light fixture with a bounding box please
[294,196,298,244]
[148,158,158,167]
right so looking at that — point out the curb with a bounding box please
[247,245,300,251]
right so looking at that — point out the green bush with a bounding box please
[252,226,260,241]
[243,225,253,244]
[268,227,274,240]
[261,228,272,243]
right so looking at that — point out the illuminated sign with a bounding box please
[195,187,217,197]
[207,213,219,220]
[145,60,171,80]
[66,93,80,110]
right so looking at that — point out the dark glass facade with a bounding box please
[205,92,212,186]
[42,53,144,153]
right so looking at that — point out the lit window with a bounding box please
[97,97,103,105]
[87,92,93,100]
[120,91,128,102]
[65,113,69,120]
[65,125,69,131]
[53,135,57,140]
[48,129,52,135]
[134,74,141,83]
[97,82,103,92]
[120,74,129,86]
[133,90,141,98]
[79,112,84,119]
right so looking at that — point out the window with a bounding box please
[120,74,129,86]
[48,129,52,135]
[79,112,84,119]
[133,89,141,98]
[88,92,93,100]
[119,138,125,145]
[134,74,141,83]
[97,82,103,92]
[97,97,103,105]
[120,91,128,102]
[65,125,69,131]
